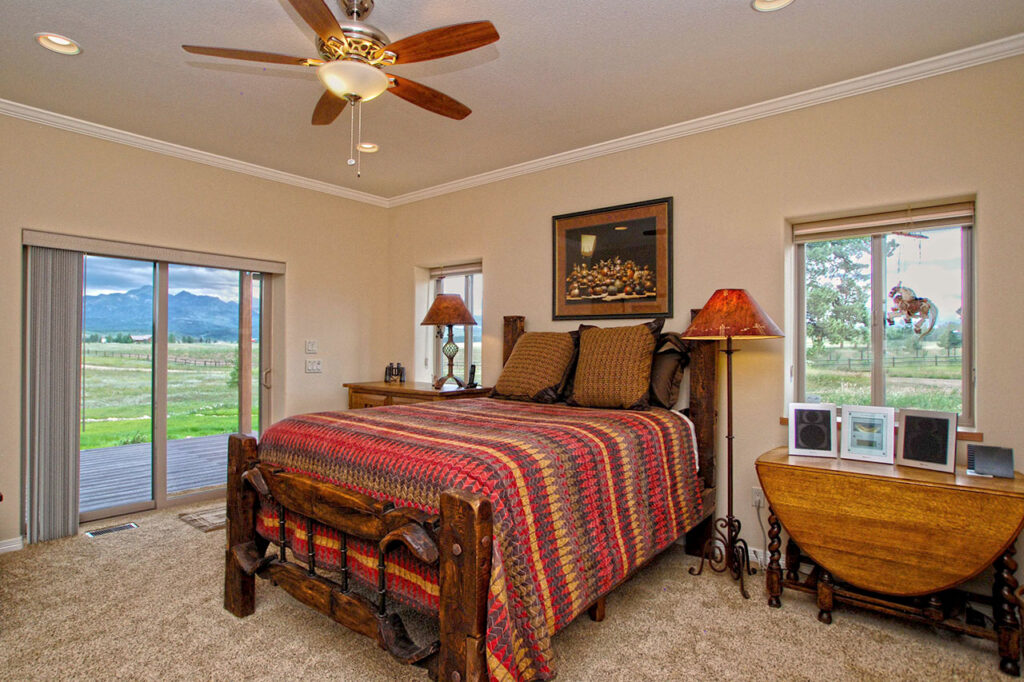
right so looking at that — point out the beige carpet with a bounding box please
[0,503,1008,681]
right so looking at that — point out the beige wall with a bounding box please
[386,56,1024,556]
[3,55,1021,550]
[0,116,390,541]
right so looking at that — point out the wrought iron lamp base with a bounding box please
[688,514,756,599]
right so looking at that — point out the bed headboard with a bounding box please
[501,315,717,490]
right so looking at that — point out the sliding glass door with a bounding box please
[79,256,156,514]
[80,257,267,519]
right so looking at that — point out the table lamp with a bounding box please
[420,294,477,390]
[682,288,783,598]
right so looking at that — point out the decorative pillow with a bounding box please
[649,332,691,409]
[491,332,576,403]
[567,319,664,409]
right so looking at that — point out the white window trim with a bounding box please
[429,262,482,386]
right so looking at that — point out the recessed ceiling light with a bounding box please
[751,0,795,12]
[35,32,81,55]
[614,226,628,231]
[357,142,379,153]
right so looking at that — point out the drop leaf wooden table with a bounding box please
[756,447,1024,676]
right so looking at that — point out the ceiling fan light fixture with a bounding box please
[751,0,795,11]
[35,32,81,55]
[317,59,388,102]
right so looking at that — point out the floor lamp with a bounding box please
[682,288,783,598]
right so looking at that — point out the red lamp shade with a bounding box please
[420,294,477,327]
[682,289,783,340]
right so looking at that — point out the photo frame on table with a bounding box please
[552,197,672,320]
[840,405,895,464]
[788,402,837,458]
[896,408,958,473]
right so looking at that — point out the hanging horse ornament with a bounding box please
[886,283,938,336]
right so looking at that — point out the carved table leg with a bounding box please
[766,505,782,608]
[817,570,834,625]
[994,542,1021,676]
[785,538,801,583]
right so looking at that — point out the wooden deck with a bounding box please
[80,434,231,513]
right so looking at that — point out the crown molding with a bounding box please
[3,33,1022,209]
[0,99,389,208]
[388,32,1024,206]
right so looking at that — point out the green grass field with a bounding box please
[80,342,258,450]
[806,342,963,412]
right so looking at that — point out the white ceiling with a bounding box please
[3,1,1024,200]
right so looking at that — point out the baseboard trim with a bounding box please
[0,536,25,553]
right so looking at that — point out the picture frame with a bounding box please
[897,408,958,473]
[788,402,838,458]
[840,405,895,464]
[552,197,672,320]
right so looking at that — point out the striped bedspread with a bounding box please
[254,397,704,682]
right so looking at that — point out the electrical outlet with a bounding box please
[752,487,765,508]
[304,339,318,354]
[304,358,322,374]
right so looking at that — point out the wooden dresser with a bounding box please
[343,381,491,409]
[756,447,1024,675]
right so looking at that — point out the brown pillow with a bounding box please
[491,332,576,403]
[567,319,664,409]
[649,332,690,409]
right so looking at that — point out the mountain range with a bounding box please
[84,286,259,341]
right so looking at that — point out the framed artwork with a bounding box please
[897,408,958,473]
[552,197,672,320]
[788,403,837,458]
[840,405,895,464]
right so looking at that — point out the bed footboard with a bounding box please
[225,433,491,681]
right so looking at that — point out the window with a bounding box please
[430,263,482,385]
[22,230,281,525]
[793,202,974,425]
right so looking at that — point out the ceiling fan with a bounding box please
[182,0,499,125]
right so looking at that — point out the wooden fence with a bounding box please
[84,349,231,367]
[809,353,961,371]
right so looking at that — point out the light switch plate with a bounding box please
[305,359,322,374]
[305,340,318,354]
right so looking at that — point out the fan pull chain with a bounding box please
[356,101,363,178]
[348,99,357,168]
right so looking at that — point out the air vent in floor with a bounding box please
[84,522,139,538]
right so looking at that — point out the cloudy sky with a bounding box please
[84,256,260,302]
[884,227,962,325]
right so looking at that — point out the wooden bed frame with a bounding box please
[224,314,717,681]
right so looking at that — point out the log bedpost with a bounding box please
[225,433,260,617]
[685,308,717,491]
[438,489,493,682]
[502,316,525,367]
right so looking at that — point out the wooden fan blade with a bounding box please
[387,76,471,120]
[312,90,347,125]
[182,45,317,66]
[286,0,346,43]
[388,21,499,65]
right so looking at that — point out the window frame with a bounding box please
[429,263,482,386]
[793,203,975,426]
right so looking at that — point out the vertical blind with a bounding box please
[23,246,84,543]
